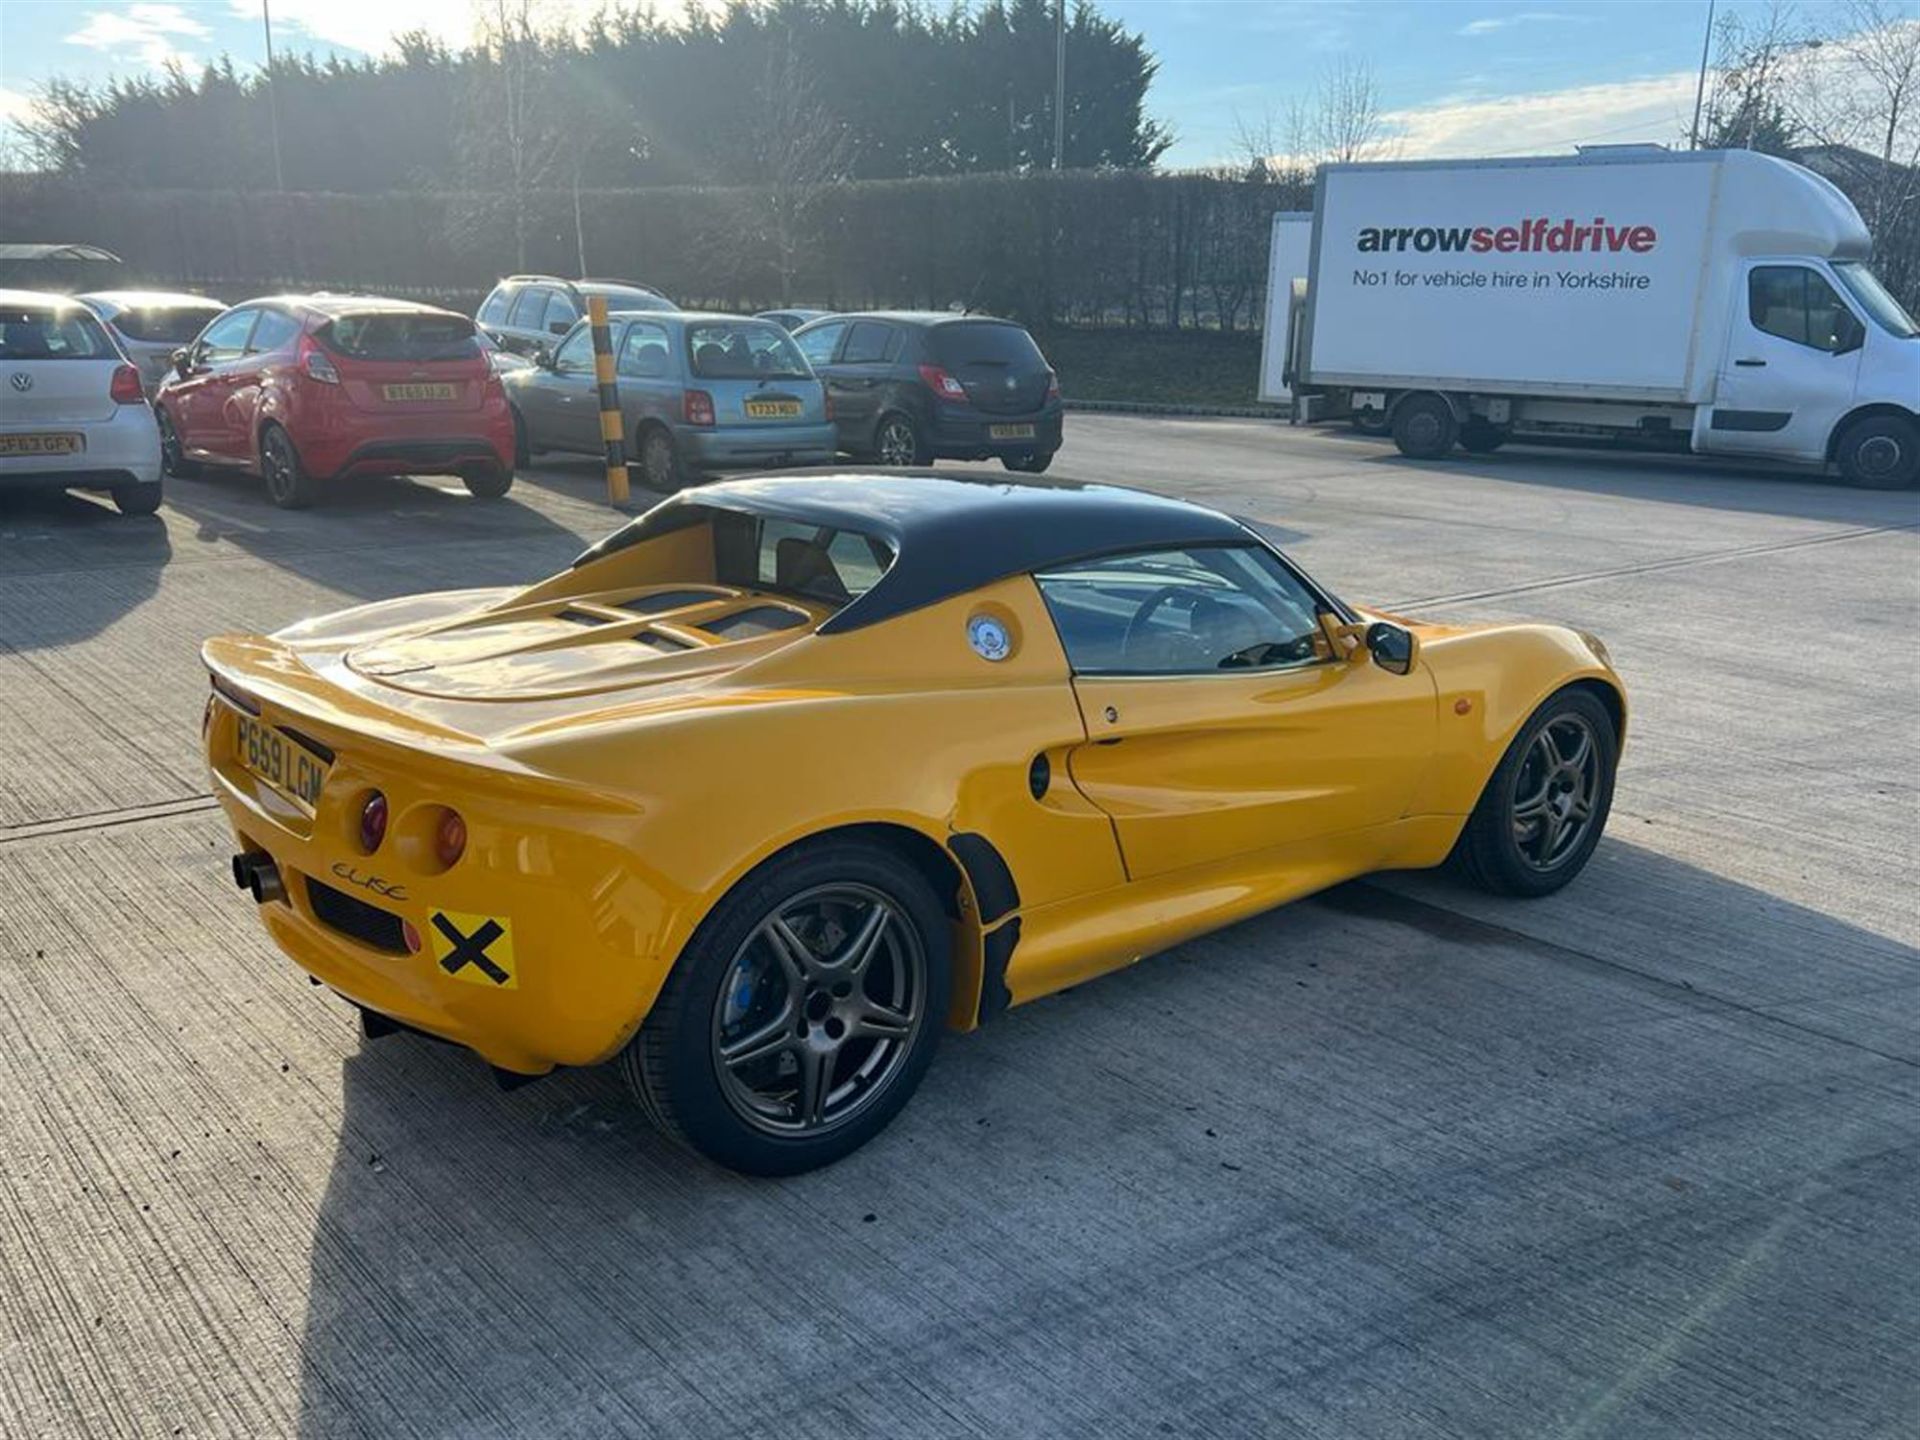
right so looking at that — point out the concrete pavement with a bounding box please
[0,419,1915,1438]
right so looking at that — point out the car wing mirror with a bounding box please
[170,346,194,377]
[532,345,553,369]
[1365,620,1419,676]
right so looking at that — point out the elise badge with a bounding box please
[966,614,1011,662]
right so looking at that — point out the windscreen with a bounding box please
[686,322,813,381]
[926,321,1046,370]
[110,305,223,343]
[1832,262,1919,338]
[0,306,116,360]
[320,312,482,362]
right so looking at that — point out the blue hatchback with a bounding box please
[503,312,837,489]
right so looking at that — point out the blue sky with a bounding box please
[0,1,1833,167]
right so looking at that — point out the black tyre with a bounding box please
[1003,449,1055,474]
[1351,409,1391,436]
[1452,687,1618,898]
[112,481,164,517]
[259,423,318,509]
[620,839,952,1176]
[461,463,514,499]
[1834,414,1920,489]
[1392,394,1459,459]
[872,411,929,467]
[1459,421,1509,455]
[156,407,199,478]
[638,425,683,491]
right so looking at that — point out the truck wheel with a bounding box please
[1460,421,1509,454]
[1835,415,1920,489]
[1351,409,1390,436]
[1392,394,1458,459]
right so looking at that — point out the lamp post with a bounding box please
[262,0,286,189]
[1688,0,1716,150]
[1053,0,1066,170]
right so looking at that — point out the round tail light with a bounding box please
[358,791,388,853]
[435,809,466,869]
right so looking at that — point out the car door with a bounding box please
[545,322,605,452]
[615,318,678,441]
[795,321,849,443]
[501,286,551,355]
[173,306,258,462]
[830,321,899,443]
[234,306,302,458]
[1708,261,1866,462]
[1034,545,1438,881]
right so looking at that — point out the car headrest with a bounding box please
[774,537,847,601]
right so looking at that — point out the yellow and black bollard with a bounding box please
[586,295,630,506]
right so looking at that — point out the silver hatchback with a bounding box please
[503,312,836,489]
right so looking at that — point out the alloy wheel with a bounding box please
[1856,433,1904,479]
[262,429,297,503]
[876,417,918,466]
[710,883,926,1136]
[158,411,185,473]
[644,432,675,489]
[1509,713,1600,871]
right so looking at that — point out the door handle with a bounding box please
[1735,358,1767,367]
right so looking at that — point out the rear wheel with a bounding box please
[873,411,928,467]
[1391,394,1458,459]
[1350,409,1391,436]
[1834,414,1920,489]
[619,839,952,1176]
[156,408,199,478]
[1452,687,1618,898]
[638,425,683,491]
[1003,449,1055,474]
[112,481,163,517]
[460,463,513,499]
[1459,421,1509,454]
[259,423,317,509]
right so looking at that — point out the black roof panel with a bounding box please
[575,470,1255,632]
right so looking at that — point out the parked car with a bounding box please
[0,289,162,516]
[503,311,836,489]
[203,471,1624,1174]
[154,295,515,509]
[793,311,1062,471]
[477,275,677,357]
[77,290,227,393]
[756,308,831,332]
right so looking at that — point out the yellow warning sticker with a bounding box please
[427,910,517,990]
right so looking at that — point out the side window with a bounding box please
[617,321,672,379]
[1750,265,1859,353]
[543,290,581,335]
[506,287,546,328]
[245,310,301,354]
[478,288,510,325]
[795,321,845,366]
[841,321,895,365]
[198,308,257,362]
[552,324,596,374]
[1035,546,1329,675]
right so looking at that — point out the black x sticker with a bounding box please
[428,911,516,989]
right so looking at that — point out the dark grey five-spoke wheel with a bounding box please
[1454,686,1618,897]
[621,839,951,1175]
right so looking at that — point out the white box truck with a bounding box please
[1275,147,1920,488]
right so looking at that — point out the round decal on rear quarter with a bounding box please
[967,614,1011,662]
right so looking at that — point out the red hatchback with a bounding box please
[154,295,515,508]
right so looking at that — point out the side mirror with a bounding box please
[1366,620,1419,676]
[170,346,193,378]
[532,344,553,369]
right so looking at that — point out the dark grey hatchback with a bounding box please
[794,311,1062,471]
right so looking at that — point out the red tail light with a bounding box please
[358,792,388,853]
[110,364,144,404]
[683,389,715,426]
[917,364,969,403]
[435,809,467,869]
[1046,370,1061,402]
[298,336,340,385]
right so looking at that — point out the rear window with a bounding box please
[593,286,676,314]
[478,288,510,325]
[320,313,480,362]
[686,322,812,381]
[107,305,222,343]
[927,322,1046,369]
[0,306,116,360]
[713,512,894,605]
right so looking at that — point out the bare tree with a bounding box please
[460,0,570,271]
[1702,1,1818,152]
[1285,57,1396,169]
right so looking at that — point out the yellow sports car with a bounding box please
[204,472,1624,1173]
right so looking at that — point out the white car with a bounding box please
[76,289,226,394]
[0,289,163,516]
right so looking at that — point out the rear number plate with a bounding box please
[989,423,1036,440]
[234,713,329,811]
[383,383,456,402]
[0,433,84,456]
[745,399,803,419]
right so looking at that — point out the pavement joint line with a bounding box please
[0,795,220,846]
[1390,520,1919,611]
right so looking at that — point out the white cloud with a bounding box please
[1459,11,1581,38]
[0,87,39,126]
[1383,70,1700,158]
[227,0,705,59]
[64,4,210,69]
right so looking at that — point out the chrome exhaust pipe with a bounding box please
[248,859,287,906]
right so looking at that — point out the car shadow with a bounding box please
[289,837,1916,1438]
[1338,432,1920,528]
[0,489,171,651]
